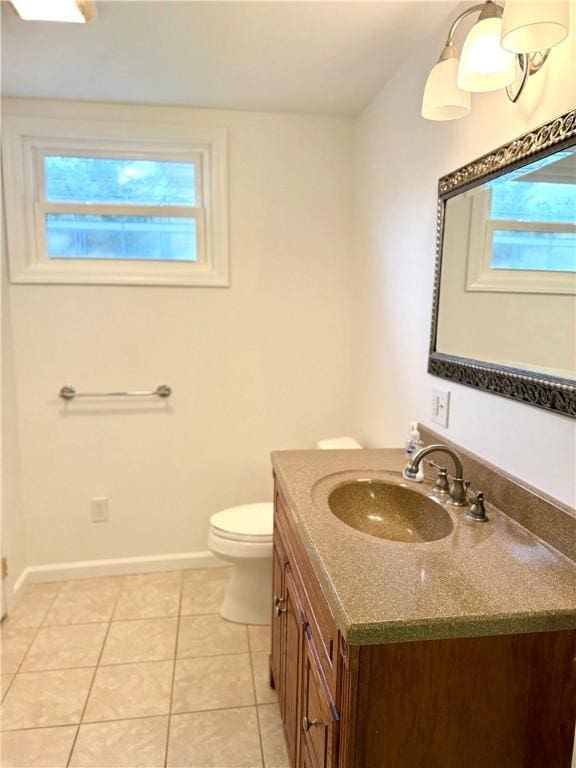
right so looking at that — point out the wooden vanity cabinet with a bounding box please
[271,478,576,768]
[271,488,340,768]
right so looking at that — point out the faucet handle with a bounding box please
[447,477,470,507]
[428,461,449,495]
[466,490,488,522]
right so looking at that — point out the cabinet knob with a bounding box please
[274,596,286,616]
[302,716,320,732]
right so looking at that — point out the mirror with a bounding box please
[429,109,576,418]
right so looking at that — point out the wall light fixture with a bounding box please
[422,0,569,121]
[9,0,97,23]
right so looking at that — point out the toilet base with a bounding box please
[219,558,272,625]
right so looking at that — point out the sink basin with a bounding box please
[327,480,454,543]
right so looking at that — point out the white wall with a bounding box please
[1,236,27,605]
[3,99,353,570]
[351,17,576,507]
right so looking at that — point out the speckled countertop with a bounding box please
[271,449,576,645]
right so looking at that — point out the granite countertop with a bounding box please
[271,449,576,645]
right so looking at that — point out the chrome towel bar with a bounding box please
[59,385,172,401]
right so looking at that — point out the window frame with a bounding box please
[2,111,229,286]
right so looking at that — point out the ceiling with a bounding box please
[1,0,454,116]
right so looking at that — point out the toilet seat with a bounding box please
[210,503,273,544]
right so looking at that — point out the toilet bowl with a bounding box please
[208,503,274,624]
[208,437,361,625]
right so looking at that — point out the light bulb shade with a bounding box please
[501,1,569,53]
[9,0,96,23]
[421,57,471,121]
[457,17,516,92]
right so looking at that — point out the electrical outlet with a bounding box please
[91,497,109,523]
[432,388,450,427]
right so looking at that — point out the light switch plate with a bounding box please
[431,388,450,427]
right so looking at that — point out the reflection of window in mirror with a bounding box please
[487,151,576,273]
[462,146,576,295]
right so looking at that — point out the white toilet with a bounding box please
[208,436,361,624]
[208,503,274,624]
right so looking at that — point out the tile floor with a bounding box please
[0,568,289,768]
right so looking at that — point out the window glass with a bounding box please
[46,214,197,262]
[487,149,576,272]
[488,150,576,224]
[490,180,576,224]
[44,156,196,206]
[491,230,576,272]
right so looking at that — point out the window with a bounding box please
[487,154,576,274]
[2,108,229,286]
[464,148,576,295]
[42,154,200,262]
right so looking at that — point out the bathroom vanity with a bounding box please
[270,446,576,768]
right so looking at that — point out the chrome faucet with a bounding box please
[404,444,469,506]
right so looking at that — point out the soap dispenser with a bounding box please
[404,421,424,482]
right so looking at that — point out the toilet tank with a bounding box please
[316,437,362,450]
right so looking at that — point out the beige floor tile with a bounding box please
[4,592,57,628]
[83,660,173,722]
[180,568,230,615]
[182,567,230,580]
[21,623,108,672]
[172,653,254,714]
[167,707,262,767]
[24,582,64,596]
[259,703,290,768]
[0,725,77,767]
[1,674,15,700]
[252,652,277,705]
[121,571,182,588]
[248,624,271,653]
[59,576,124,592]
[69,715,169,767]
[177,614,248,658]
[43,589,119,626]
[101,618,177,665]
[0,668,94,730]
[114,582,180,620]
[1,626,37,673]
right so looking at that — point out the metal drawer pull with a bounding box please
[302,716,320,731]
[274,596,287,616]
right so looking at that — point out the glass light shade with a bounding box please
[501,1,569,53]
[421,58,471,121]
[10,0,87,22]
[457,17,516,92]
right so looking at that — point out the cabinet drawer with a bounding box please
[301,632,339,768]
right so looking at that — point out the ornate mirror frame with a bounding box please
[428,109,576,418]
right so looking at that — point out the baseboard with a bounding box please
[13,550,225,591]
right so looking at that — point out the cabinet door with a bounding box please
[301,633,339,768]
[283,564,306,768]
[271,534,286,699]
